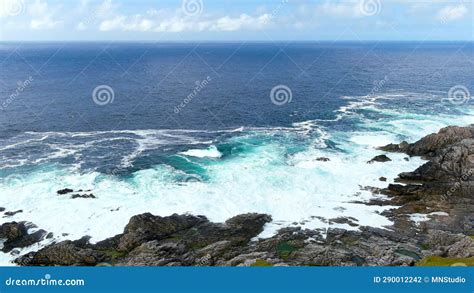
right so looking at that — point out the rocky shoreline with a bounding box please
[2,125,474,266]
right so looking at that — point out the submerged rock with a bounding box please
[315,157,330,162]
[3,210,23,217]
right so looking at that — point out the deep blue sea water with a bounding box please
[0,42,473,263]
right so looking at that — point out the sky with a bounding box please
[0,0,473,41]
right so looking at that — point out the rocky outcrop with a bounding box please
[367,154,392,163]
[380,125,474,237]
[379,125,474,158]
[15,213,272,266]
[0,222,47,252]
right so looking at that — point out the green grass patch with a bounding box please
[276,241,298,260]
[469,236,474,241]
[419,243,430,250]
[250,259,273,267]
[416,256,474,266]
[100,249,127,260]
[163,236,182,242]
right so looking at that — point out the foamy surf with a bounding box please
[180,145,222,158]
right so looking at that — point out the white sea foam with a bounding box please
[180,145,222,158]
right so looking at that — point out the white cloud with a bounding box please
[76,21,87,31]
[98,12,273,33]
[437,4,468,22]
[315,1,360,17]
[28,0,61,30]
[211,14,271,31]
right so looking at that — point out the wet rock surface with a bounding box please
[367,154,392,163]
[0,222,47,253]
[9,125,474,266]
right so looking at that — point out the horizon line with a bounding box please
[1,40,473,43]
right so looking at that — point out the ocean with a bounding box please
[0,42,473,263]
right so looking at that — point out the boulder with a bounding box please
[0,222,47,252]
[367,155,392,164]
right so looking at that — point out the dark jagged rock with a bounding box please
[14,213,272,266]
[3,210,23,217]
[0,222,47,252]
[71,193,96,199]
[379,125,474,158]
[315,157,330,162]
[16,237,107,266]
[367,154,392,164]
[57,188,73,195]
[117,213,207,252]
[399,139,474,183]
[378,141,409,153]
